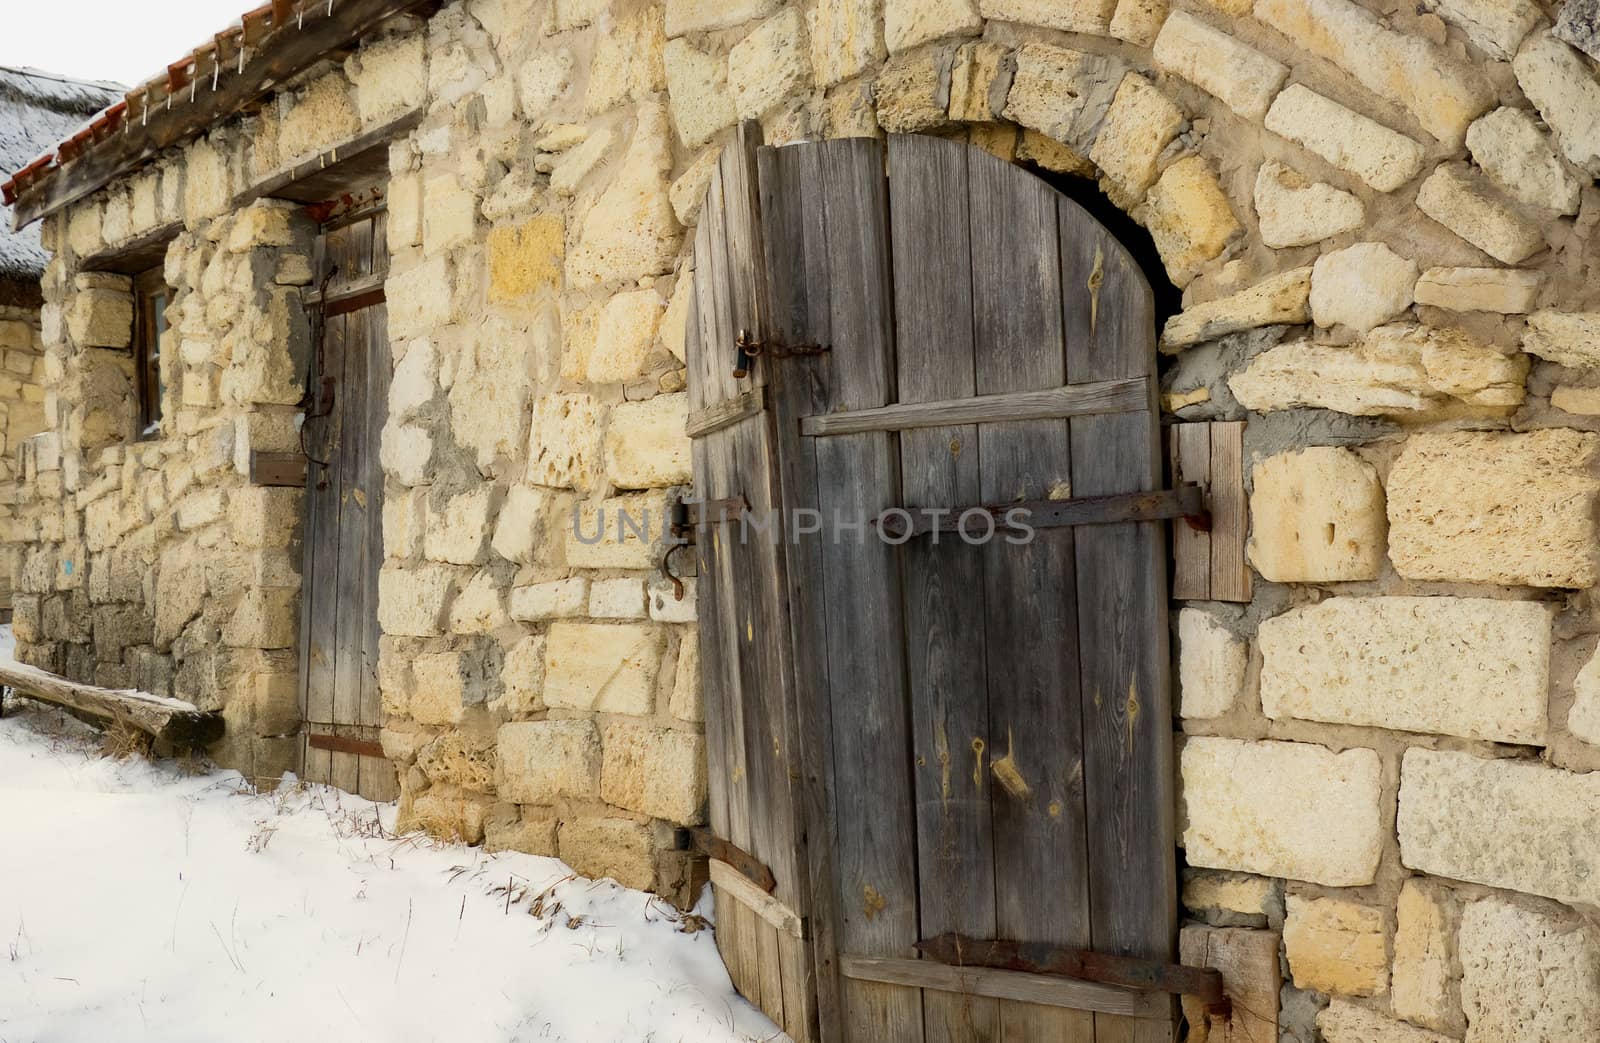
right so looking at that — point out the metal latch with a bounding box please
[734,329,831,378]
[658,496,749,601]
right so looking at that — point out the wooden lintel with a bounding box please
[79,220,183,275]
[306,731,385,758]
[800,377,1148,437]
[840,954,1170,1020]
[235,108,423,209]
[10,0,434,230]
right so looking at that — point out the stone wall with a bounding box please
[12,0,1600,1028]
[0,302,48,595]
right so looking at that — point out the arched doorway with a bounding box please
[685,126,1181,1042]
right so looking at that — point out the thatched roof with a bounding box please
[0,67,123,284]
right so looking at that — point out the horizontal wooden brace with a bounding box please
[249,450,307,488]
[878,484,1207,538]
[306,732,385,758]
[840,954,1170,1020]
[799,377,1147,437]
[686,387,767,439]
[709,860,805,939]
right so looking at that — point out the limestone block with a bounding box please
[448,324,534,472]
[485,807,559,857]
[809,0,886,88]
[1466,107,1583,216]
[1310,242,1417,334]
[377,564,457,637]
[490,484,559,565]
[1513,32,1600,175]
[1523,310,1600,369]
[448,569,509,635]
[417,733,497,794]
[1422,0,1538,59]
[527,392,605,491]
[348,32,427,123]
[1016,130,1095,176]
[1002,45,1126,155]
[604,394,691,489]
[589,290,664,384]
[517,48,575,123]
[601,722,707,824]
[403,789,488,844]
[494,634,547,717]
[1152,12,1286,121]
[1569,646,1600,745]
[183,137,231,222]
[947,41,1010,124]
[887,0,981,52]
[487,214,564,303]
[669,635,702,721]
[566,491,674,568]
[226,203,299,251]
[1263,595,1550,742]
[728,9,811,119]
[544,622,665,714]
[1253,161,1364,249]
[1138,156,1241,288]
[1254,0,1493,147]
[558,817,655,890]
[386,256,454,334]
[1247,447,1385,582]
[648,573,697,624]
[1181,736,1383,886]
[1160,266,1310,350]
[876,45,956,134]
[1400,749,1600,906]
[422,175,478,257]
[1283,895,1387,997]
[277,74,359,163]
[388,338,436,423]
[1181,872,1276,919]
[1089,74,1185,210]
[380,422,433,488]
[66,289,133,349]
[1557,0,1600,59]
[511,578,588,623]
[550,131,613,199]
[1387,429,1600,587]
[590,578,647,619]
[665,0,780,35]
[424,488,492,566]
[979,0,1117,34]
[1178,609,1246,719]
[1414,266,1542,314]
[584,7,666,114]
[409,650,486,725]
[228,487,300,549]
[1230,324,1526,417]
[1263,85,1424,193]
[1552,386,1600,416]
[1458,897,1600,1040]
[1416,164,1545,265]
[1392,879,1461,1034]
[660,273,694,363]
[1109,0,1168,45]
[567,104,681,287]
[669,151,721,228]
[496,720,601,804]
[664,39,738,148]
[66,202,103,256]
[1316,1002,1454,1043]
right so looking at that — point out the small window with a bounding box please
[133,266,168,438]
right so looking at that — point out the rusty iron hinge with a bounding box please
[917,934,1229,1017]
[658,497,749,601]
[676,826,778,893]
[734,329,830,378]
[875,484,1209,540]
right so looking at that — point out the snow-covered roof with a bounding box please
[0,67,123,283]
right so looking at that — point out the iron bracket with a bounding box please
[734,329,830,378]
[676,826,779,894]
[658,496,748,601]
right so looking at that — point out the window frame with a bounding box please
[131,265,168,439]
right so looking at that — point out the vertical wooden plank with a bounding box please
[1170,426,1212,601]
[1208,422,1251,603]
[967,146,1096,1043]
[1059,200,1177,1043]
[887,134,1000,1043]
[359,278,395,801]
[297,232,327,785]
[331,297,369,797]
[302,307,346,788]
[760,141,843,1043]
[806,137,923,1043]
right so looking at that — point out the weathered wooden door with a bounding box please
[298,201,396,801]
[687,130,1177,1042]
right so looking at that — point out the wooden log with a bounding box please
[0,660,223,748]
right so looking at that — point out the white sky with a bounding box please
[0,0,246,89]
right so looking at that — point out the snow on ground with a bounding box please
[0,690,780,1041]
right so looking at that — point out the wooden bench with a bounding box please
[0,659,223,749]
